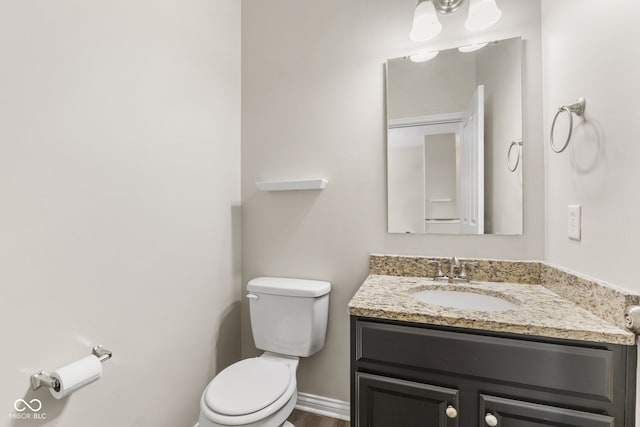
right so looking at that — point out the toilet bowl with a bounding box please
[198,354,299,427]
[197,277,331,427]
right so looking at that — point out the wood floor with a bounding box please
[287,409,351,427]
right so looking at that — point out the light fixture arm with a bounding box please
[410,0,501,42]
[431,0,465,14]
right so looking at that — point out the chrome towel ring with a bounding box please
[507,139,523,172]
[550,97,586,153]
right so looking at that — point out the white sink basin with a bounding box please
[411,289,519,311]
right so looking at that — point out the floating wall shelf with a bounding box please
[256,179,328,192]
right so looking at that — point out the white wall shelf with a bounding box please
[256,179,328,192]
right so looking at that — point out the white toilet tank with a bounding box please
[247,277,331,357]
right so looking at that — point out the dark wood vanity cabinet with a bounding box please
[356,372,460,427]
[351,317,637,427]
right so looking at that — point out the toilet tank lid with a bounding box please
[247,277,331,297]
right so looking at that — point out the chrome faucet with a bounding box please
[448,256,460,283]
[429,257,477,283]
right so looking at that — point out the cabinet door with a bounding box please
[479,394,614,427]
[355,372,459,427]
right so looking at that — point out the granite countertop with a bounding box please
[348,275,636,345]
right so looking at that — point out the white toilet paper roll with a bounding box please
[50,355,103,399]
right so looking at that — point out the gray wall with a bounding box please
[242,0,543,402]
[386,51,476,119]
[476,39,523,234]
[540,0,640,416]
[388,143,424,233]
[541,0,640,293]
[0,1,241,426]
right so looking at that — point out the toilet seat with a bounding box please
[200,356,297,426]
[204,358,291,416]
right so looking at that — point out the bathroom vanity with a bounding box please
[349,257,639,427]
[351,317,635,426]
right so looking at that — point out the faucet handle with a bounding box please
[427,260,445,280]
[459,262,478,281]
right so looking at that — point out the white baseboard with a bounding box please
[295,392,350,421]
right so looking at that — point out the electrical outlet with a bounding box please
[568,205,581,241]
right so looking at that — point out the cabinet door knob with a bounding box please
[485,413,498,426]
[445,405,458,419]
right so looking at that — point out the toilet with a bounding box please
[198,277,331,427]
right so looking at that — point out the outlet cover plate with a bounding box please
[568,205,581,241]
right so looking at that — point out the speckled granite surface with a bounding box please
[348,275,636,345]
[541,263,640,330]
[370,254,541,284]
[369,254,640,332]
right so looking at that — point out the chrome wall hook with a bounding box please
[564,97,586,116]
[550,97,586,153]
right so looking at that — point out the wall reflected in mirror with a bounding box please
[387,36,523,235]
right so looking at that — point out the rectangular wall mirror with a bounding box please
[386,36,523,235]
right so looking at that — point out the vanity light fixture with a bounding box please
[409,0,502,42]
[465,0,502,31]
[409,50,440,63]
[409,0,442,42]
[458,42,488,53]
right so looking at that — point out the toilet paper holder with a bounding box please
[30,345,112,391]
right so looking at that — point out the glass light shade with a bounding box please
[409,50,440,62]
[465,0,502,31]
[410,1,442,42]
[458,42,488,53]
